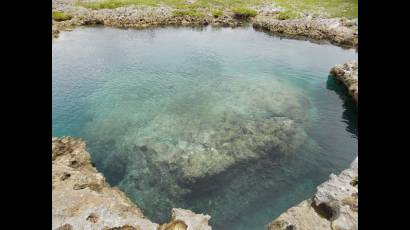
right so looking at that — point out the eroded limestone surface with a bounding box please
[52,137,158,230]
[268,157,358,230]
[52,137,212,230]
[159,208,211,230]
[330,60,358,103]
[253,17,358,48]
[52,0,357,49]
[52,2,244,39]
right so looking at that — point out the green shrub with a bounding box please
[232,7,257,19]
[277,10,299,20]
[52,11,73,21]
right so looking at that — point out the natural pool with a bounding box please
[52,26,357,229]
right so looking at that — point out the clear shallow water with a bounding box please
[52,26,357,229]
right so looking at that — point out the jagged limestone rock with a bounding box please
[52,137,213,230]
[330,61,358,103]
[52,137,158,230]
[160,208,212,230]
[253,17,358,47]
[268,157,358,230]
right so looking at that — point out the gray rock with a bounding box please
[268,158,358,230]
[252,17,358,48]
[52,137,212,230]
[330,60,358,103]
[159,208,212,230]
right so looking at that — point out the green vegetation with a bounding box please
[52,11,73,21]
[183,0,265,9]
[172,8,204,17]
[277,10,299,20]
[232,7,257,18]
[77,0,265,10]
[274,0,358,18]
[78,0,130,9]
[78,0,185,10]
[79,1,123,9]
[77,0,357,18]
[212,10,223,18]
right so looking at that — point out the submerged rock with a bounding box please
[52,137,357,230]
[330,60,358,104]
[85,77,310,181]
[268,157,358,230]
[52,137,212,230]
[79,75,312,221]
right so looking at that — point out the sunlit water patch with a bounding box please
[52,26,357,229]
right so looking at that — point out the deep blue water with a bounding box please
[52,26,357,229]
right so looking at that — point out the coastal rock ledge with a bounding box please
[253,17,358,48]
[268,157,358,230]
[330,60,358,103]
[52,136,212,230]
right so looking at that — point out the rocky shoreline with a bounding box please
[266,59,359,230]
[52,136,358,230]
[253,16,357,48]
[52,2,358,229]
[268,157,358,230]
[52,1,357,49]
[330,60,358,103]
[52,137,212,230]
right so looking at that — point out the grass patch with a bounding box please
[212,9,223,18]
[78,0,186,9]
[172,9,204,17]
[190,0,265,9]
[78,0,127,9]
[77,0,266,10]
[274,0,357,18]
[277,10,299,20]
[232,7,257,19]
[52,11,73,21]
[76,0,357,18]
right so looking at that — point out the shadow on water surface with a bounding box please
[253,26,358,51]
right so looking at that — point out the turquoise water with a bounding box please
[52,26,357,229]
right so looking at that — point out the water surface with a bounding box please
[52,26,357,229]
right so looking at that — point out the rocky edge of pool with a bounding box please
[52,137,212,230]
[52,136,357,230]
[52,1,358,229]
[52,0,357,48]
